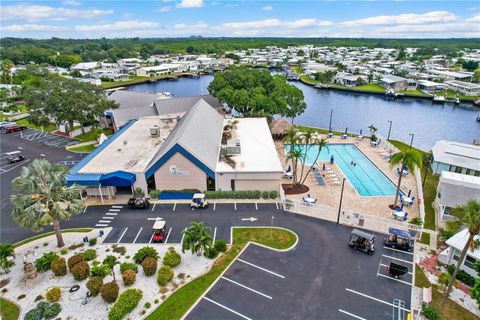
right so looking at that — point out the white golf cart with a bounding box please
[6,151,25,164]
[191,193,209,210]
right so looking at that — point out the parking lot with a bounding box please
[13,128,78,149]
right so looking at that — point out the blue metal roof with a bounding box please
[100,171,136,187]
[66,173,102,186]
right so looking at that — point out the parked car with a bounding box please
[4,125,27,133]
[0,121,16,130]
[6,151,25,163]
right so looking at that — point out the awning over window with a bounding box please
[100,171,136,187]
[66,174,102,186]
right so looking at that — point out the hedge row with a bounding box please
[204,190,278,200]
[108,289,143,320]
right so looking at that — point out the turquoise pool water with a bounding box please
[285,144,397,196]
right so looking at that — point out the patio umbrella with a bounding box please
[345,127,348,134]
[322,163,326,171]
[330,155,334,164]
[359,129,363,135]
[407,189,411,197]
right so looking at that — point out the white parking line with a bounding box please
[221,276,272,299]
[83,206,88,213]
[237,258,285,278]
[213,203,216,211]
[275,202,279,210]
[117,227,128,244]
[234,202,237,210]
[109,209,121,212]
[148,233,154,244]
[180,227,187,244]
[164,227,172,243]
[255,202,258,210]
[379,263,412,275]
[133,228,143,244]
[338,309,367,320]
[112,205,123,209]
[151,203,156,212]
[345,288,410,312]
[17,147,23,150]
[95,224,108,227]
[102,217,115,220]
[376,272,412,286]
[173,203,176,211]
[106,212,118,216]
[203,297,252,320]
[213,227,217,243]
[0,159,30,174]
[382,254,413,265]
[98,220,111,223]
[383,247,413,255]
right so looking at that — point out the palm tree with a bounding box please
[0,243,15,273]
[286,149,303,186]
[299,137,328,186]
[10,159,84,248]
[181,221,212,256]
[368,124,378,141]
[389,149,423,208]
[442,200,480,305]
[422,152,433,188]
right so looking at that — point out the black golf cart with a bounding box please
[348,228,376,255]
[128,196,150,209]
[384,228,414,252]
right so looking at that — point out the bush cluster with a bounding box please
[90,264,111,278]
[108,288,143,320]
[120,262,138,274]
[67,254,84,271]
[101,281,119,303]
[157,265,174,286]
[86,276,103,296]
[204,190,278,199]
[214,240,227,253]
[142,257,158,276]
[71,261,90,281]
[422,304,440,320]
[149,189,160,199]
[51,258,67,276]
[134,246,159,264]
[447,265,476,286]
[112,245,126,255]
[103,255,118,267]
[162,248,181,268]
[160,189,200,194]
[45,287,61,303]
[24,302,61,320]
[89,238,97,246]
[68,243,84,250]
[205,247,218,259]
[80,249,97,261]
[34,252,60,272]
[122,269,136,286]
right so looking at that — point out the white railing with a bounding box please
[68,125,94,138]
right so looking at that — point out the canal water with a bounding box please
[127,75,479,150]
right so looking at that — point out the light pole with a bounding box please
[387,120,392,140]
[328,109,333,133]
[270,216,275,238]
[336,178,346,224]
[409,133,415,149]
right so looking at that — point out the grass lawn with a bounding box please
[146,227,297,320]
[420,232,431,245]
[403,90,431,97]
[68,144,95,153]
[331,83,386,93]
[389,140,437,230]
[415,264,478,320]
[101,76,150,88]
[16,118,57,132]
[75,128,113,143]
[13,228,93,248]
[300,75,319,85]
[296,124,364,138]
[0,298,19,320]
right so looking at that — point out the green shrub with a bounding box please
[261,191,269,199]
[45,287,61,302]
[203,190,272,199]
[142,257,157,276]
[35,295,43,302]
[205,247,218,259]
[35,252,59,272]
[134,246,159,264]
[108,288,143,320]
[122,269,136,286]
[71,261,90,281]
[90,264,111,278]
[89,238,97,246]
[68,243,84,250]
[51,258,67,276]
[67,254,84,271]
[120,262,138,274]
[269,191,278,199]
[149,189,160,199]
[472,278,480,307]
[112,245,126,255]
[438,272,451,287]
[25,302,62,320]
[446,265,475,286]
[80,249,97,261]
[101,281,119,303]
[160,189,200,194]
[103,255,118,267]
[44,302,62,320]
[144,302,151,309]
[157,266,174,286]
[214,240,227,253]
[86,276,103,296]
[60,248,68,255]
[163,248,181,268]
[422,304,440,320]
[24,308,43,320]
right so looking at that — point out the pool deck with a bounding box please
[276,136,420,220]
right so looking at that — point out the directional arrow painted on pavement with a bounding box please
[241,217,258,222]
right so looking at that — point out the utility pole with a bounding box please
[409,133,415,149]
[387,120,392,140]
[328,109,333,133]
[337,178,346,224]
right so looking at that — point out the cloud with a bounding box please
[262,5,273,11]
[156,6,172,12]
[62,0,81,5]
[176,0,204,8]
[378,22,479,34]
[222,18,331,30]
[174,22,208,30]
[75,20,160,31]
[466,13,480,23]
[341,11,457,27]
[1,24,66,32]
[0,5,112,21]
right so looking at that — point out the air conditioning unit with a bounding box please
[226,139,241,155]
[150,125,159,138]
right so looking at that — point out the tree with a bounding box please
[70,69,82,78]
[458,59,479,72]
[422,152,433,188]
[24,76,118,132]
[396,48,406,61]
[389,150,423,208]
[10,159,85,247]
[52,54,82,68]
[356,77,366,86]
[367,71,374,84]
[181,221,212,256]
[367,124,378,141]
[442,200,480,305]
[0,243,15,273]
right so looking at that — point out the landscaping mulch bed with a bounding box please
[282,184,309,195]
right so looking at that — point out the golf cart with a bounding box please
[387,262,409,279]
[348,228,376,255]
[6,151,25,164]
[384,228,414,252]
[127,196,150,209]
[151,218,168,243]
[191,193,208,210]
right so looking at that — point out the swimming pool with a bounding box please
[285,144,397,197]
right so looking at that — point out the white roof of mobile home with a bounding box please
[439,171,480,207]
[446,229,480,260]
[432,140,480,172]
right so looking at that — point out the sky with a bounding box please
[0,0,479,39]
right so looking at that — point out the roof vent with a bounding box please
[225,139,241,155]
[150,125,159,138]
